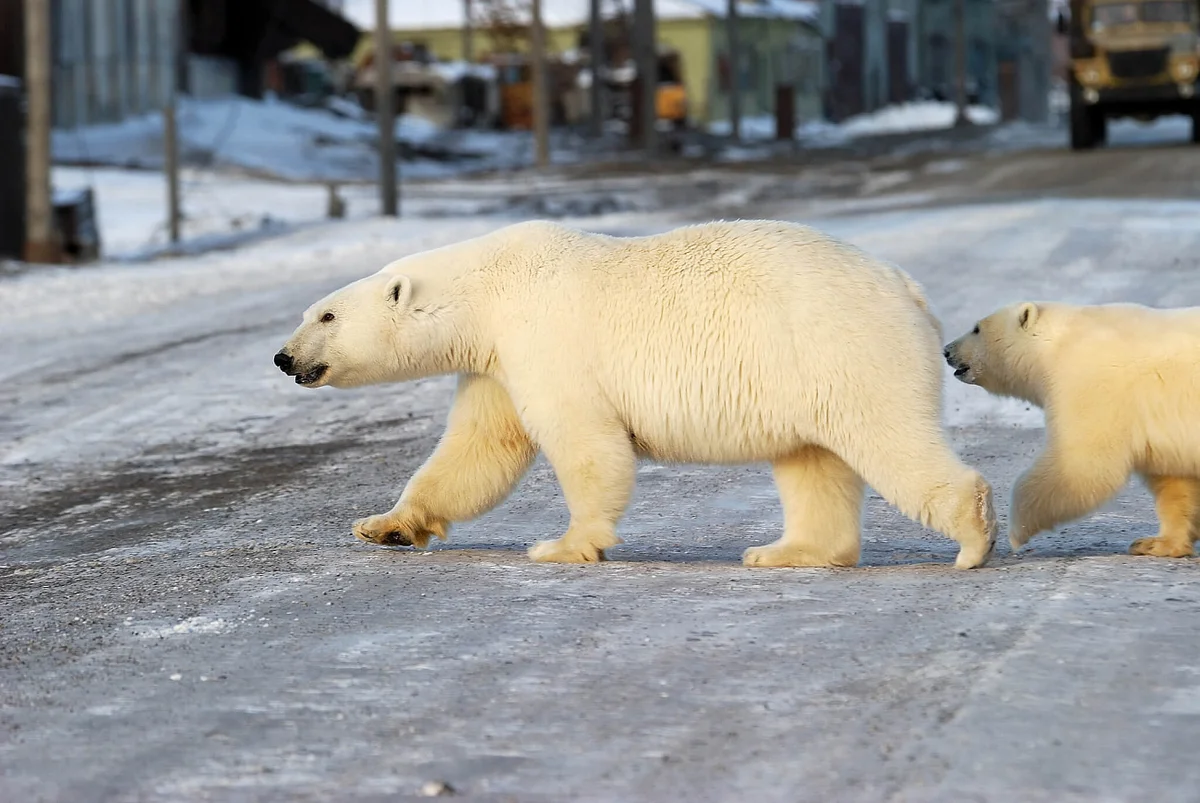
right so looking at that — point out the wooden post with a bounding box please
[953,0,970,126]
[375,0,398,215]
[23,0,56,263]
[588,0,604,137]
[164,0,182,245]
[633,0,657,154]
[727,0,742,141]
[463,0,474,63]
[531,0,550,167]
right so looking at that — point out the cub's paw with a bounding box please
[527,538,607,564]
[352,507,448,549]
[1129,536,1195,558]
[1007,524,1037,554]
[742,544,856,568]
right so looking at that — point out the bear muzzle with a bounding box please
[943,345,972,379]
[274,350,328,386]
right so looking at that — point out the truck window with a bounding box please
[1141,0,1193,22]
[1091,3,1138,29]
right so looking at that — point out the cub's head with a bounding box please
[274,271,419,389]
[943,302,1044,400]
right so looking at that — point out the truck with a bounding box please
[1066,0,1200,149]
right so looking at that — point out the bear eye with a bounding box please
[321,312,335,323]
[972,325,980,335]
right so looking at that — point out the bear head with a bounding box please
[943,301,1044,402]
[274,270,426,389]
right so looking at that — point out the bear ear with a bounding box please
[1017,302,1039,330]
[386,275,413,308]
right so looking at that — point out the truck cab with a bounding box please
[1067,0,1200,148]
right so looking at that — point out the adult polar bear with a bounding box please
[945,301,1200,557]
[275,219,996,569]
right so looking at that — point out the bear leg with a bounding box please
[1129,475,1200,558]
[527,423,635,564]
[743,446,865,568]
[834,427,998,568]
[353,374,536,549]
[1009,442,1129,552]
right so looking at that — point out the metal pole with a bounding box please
[531,0,550,167]
[589,0,604,137]
[953,0,970,126]
[374,0,398,215]
[633,0,657,154]
[727,0,741,141]
[463,0,474,62]
[23,0,55,263]
[164,0,182,245]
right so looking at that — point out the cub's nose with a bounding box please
[943,346,953,360]
[274,351,293,372]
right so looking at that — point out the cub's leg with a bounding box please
[744,446,865,568]
[1009,441,1129,552]
[353,374,536,548]
[1129,475,1200,558]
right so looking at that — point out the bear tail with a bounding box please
[897,268,943,341]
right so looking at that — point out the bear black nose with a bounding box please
[943,346,952,359]
[274,351,293,372]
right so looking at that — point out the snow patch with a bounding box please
[710,101,1000,145]
[51,95,580,183]
[132,616,232,638]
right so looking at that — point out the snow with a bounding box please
[134,616,232,639]
[50,166,387,259]
[427,61,498,83]
[710,101,1002,145]
[51,95,566,184]
[341,0,817,29]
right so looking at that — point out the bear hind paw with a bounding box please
[1129,536,1195,558]
[742,543,857,568]
[527,537,611,564]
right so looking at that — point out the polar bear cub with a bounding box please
[276,219,996,568]
[945,300,1200,557]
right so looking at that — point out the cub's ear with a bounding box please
[1017,302,1039,330]
[386,275,413,308]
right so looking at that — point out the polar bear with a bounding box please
[275,219,996,568]
[944,300,1200,557]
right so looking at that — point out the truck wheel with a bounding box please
[1094,112,1108,145]
[1191,111,1200,144]
[1070,102,1096,150]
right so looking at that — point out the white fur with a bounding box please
[945,300,1200,557]
[280,219,996,568]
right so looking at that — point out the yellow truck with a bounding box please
[1067,0,1200,148]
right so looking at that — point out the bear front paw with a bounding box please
[352,507,448,549]
[1007,523,1037,553]
[1129,536,1195,558]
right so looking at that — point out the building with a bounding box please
[0,0,361,130]
[342,0,826,127]
[914,0,999,106]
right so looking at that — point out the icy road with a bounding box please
[3,195,1200,802]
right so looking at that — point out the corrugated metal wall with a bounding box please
[50,0,177,128]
